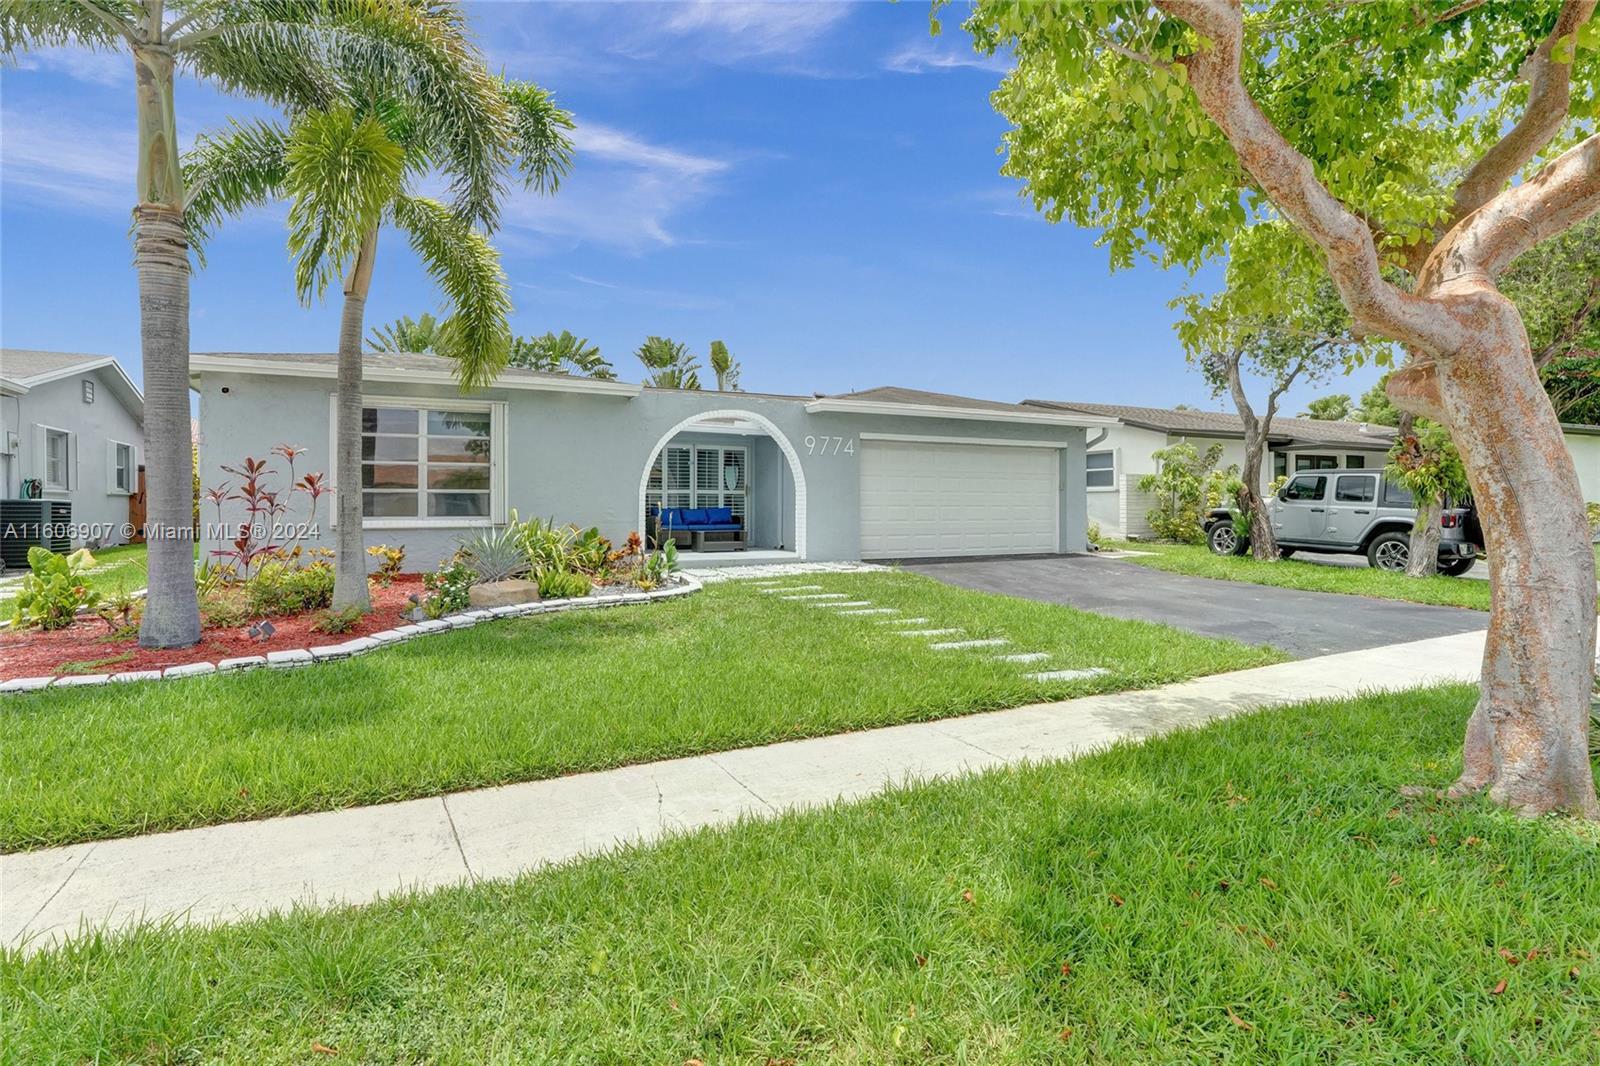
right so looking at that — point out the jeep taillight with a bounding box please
[1440,513,1461,528]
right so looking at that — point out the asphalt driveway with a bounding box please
[903,554,1488,659]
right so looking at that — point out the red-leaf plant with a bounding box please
[206,445,329,579]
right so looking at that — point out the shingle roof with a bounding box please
[826,385,1047,414]
[1024,399,1397,447]
[1,348,119,383]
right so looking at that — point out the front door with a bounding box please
[1273,473,1330,542]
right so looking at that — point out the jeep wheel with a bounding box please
[1439,556,1476,577]
[1208,522,1247,556]
[1367,531,1410,571]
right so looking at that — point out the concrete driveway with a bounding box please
[903,555,1487,659]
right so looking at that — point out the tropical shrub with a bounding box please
[536,568,591,600]
[95,581,143,636]
[1587,502,1600,535]
[1137,442,1231,544]
[204,445,328,579]
[200,593,248,629]
[568,526,612,576]
[312,605,365,635]
[10,546,99,630]
[421,558,475,618]
[634,541,680,590]
[512,514,578,573]
[366,544,406,585]
[456,525,528,584]
[244,558,335,616]
[1085,521,1104,548]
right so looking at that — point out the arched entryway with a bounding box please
[637,409,808,560]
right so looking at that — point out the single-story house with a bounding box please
[1,349,145,550]
[190,353,1117,569]
[1024,399,1600,540]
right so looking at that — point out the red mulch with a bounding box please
[0,576,428,681]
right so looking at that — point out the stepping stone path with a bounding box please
[753,582,1108,688]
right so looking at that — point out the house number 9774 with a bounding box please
[804,435,854,456]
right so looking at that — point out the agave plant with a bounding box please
[456,524,529,584]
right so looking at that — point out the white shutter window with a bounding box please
[107,440,118,493]
[664,446,692,509]
[68,431,79,491]
[31,425,45,481]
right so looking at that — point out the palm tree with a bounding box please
[508,331,615,379]
[636,336,702,389]
[186,78,572,611]
[709,339,741,391]
[368,312,444,353]
[1,1,507,648]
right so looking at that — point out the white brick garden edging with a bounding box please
[0,576,702,695]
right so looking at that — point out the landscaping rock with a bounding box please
[164,662,217,679]
[469,579,541,610]
[218,655,268,671]
[51,673,111,687]
[0,676,54,693]
[265,649,314,667]
[109,670,164,683]
[309,644,353,661]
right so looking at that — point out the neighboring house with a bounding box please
[1,349,145,548]
[190,354,1116,568]
[1025,398,1600,540]
[1021,400,1397,539]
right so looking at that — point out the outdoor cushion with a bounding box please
[706,507,735,524]
[683,508,709,525]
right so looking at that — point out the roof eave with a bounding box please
[805,396,1119,427]
[188,355,642,398]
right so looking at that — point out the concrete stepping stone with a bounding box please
[779,592,848,600]
[815,600,873,608]
[876,617,929,625]
[994,652,1049,663]
[836,607,898,615]
[1025,667,1110,682]
[896,628,963,638]
[929,638,1009,650]
[760,585,822,594]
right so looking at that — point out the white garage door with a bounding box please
[859,439,1059,559]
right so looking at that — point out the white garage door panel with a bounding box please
[860,440,1058,558]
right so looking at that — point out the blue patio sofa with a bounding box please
[656,506,746,552]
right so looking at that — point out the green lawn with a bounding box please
[0,571,1282,851]
[7,684,1597,1063]
[1110,540,1496,610]
[0,541,150,616]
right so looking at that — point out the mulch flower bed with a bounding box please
[0,576,427,682]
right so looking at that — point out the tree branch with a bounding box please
[1447,0,1595,230]
[1155,0,1452,354]
[1441,133,1600,284]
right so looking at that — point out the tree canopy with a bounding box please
[1303,395,1352,421]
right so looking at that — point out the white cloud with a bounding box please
[659,1,855,58]
[570,122,730,179]
[502,121,731,254]
[0,107,133,212]
[14,45,126,88]
[883,38,1010,75]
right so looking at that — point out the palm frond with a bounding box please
[0,0,138,54]
[284,106,405,302]
[368,312,443,353]
[182,118,291,254]
[508,331,613,379]
[392,193,511,390]
[500,79,574,196]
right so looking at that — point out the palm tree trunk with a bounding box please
[134,44,201,649]
[332,228,378,612]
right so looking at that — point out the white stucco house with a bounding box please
[1,350,145,557]
[1025,399,1600,540]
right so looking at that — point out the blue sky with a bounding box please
[0,1,1384,413]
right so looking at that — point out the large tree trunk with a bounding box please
[1406,495,1443,577]
[331,229,378,612]
[134,45,201,649]
[1393,300,1598,817]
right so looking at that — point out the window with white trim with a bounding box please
[1085,449,1115,489]
[360,404,495,520]
[109,441,134,493]
[646,444,747,517]
[44,428,69,490]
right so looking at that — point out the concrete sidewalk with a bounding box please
[2,630,1490,953]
